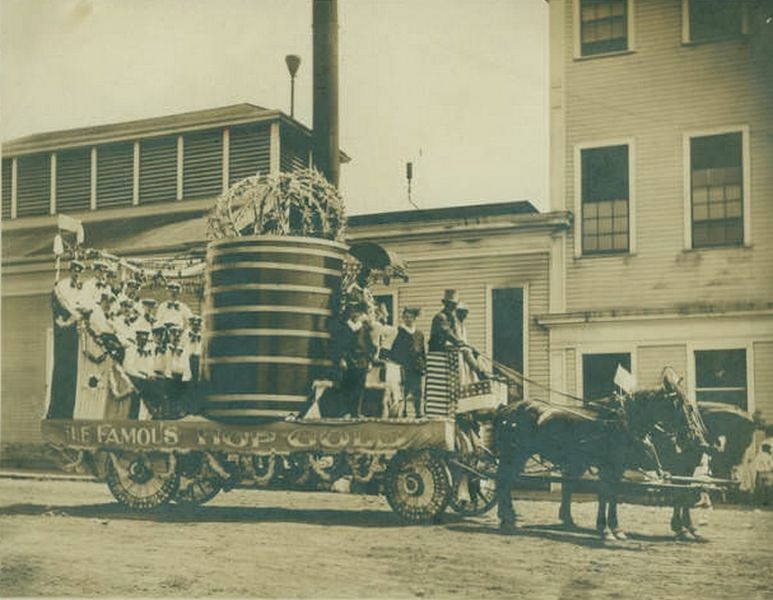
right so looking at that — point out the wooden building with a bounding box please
[545,1,773,417]
[0,105,567,463]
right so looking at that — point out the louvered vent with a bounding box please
[16,153,51,217]
[280,128,310,173]
[228,123,271,185]
[183,128,223,200]
[97,141,134,208]
[56,148,91,213]
[139,136,177,204]
[2,159,11,219]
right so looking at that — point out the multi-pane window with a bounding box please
[583,352,631,400]
[581,145,630,254]
[690,132,743,248]
[695,349,747,410]
[687,0,743,43]
[580,0,628,56]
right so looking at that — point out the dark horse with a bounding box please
[494,368,710,540]
[649,400,754,540]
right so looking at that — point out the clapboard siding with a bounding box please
[1,158,11,219]
[562,0,773,312]
[139,136,178,204]
[183,128,223,200]
[15,153,50,217]
[753,342,773,419]
[97,141,134,208]
[394,253,551,391]
[637,344,686,390]
[565,348,577,396]
[229,123,271,185]
[55,147,91,213]
[1,294,50,444]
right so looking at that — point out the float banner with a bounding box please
[41,418,455,454]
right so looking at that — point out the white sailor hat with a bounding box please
[134,324,151,335]
[92,260,109,272]
[70,260,85,272]
[167,281,182,291]
[141,298,157,307]
[189,315,203,324]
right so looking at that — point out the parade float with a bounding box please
[41,168,509,523]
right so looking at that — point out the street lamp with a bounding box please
[285,54,301,118]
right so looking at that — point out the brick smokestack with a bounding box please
[312,0,340,187]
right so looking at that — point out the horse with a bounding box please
[650,401,754,540]
[494,368,710,540]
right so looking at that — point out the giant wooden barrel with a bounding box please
[201,235,347,422]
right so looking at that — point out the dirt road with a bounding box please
[0,477,770,599]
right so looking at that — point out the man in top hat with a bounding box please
[389,307,427,417]
[155,281,193,329]
[53,259,89,327]
[428,289,465,352]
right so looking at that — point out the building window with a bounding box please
[686,0,744,43]
[695,349,747,410]
[580,0,628,56]
[581,145,630,254]
[583,352,631,400]
[491,287,524,375]
[690,132,743,248]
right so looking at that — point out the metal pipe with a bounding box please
[312,0,340,187]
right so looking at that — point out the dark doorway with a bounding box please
[491,287,524,374]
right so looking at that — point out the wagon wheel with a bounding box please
[106,450,179,510]
[173,453,223,506]
[384,450,451,524]
[449,451,498,517]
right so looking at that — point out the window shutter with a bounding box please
[1,158,11,219]
[229,123,271,185]
[97,141,134,208]
[139,136,177,204]
[16,153,51,217]
[183,128,223,200]
[280,128,310,173]
[56,148,91,213]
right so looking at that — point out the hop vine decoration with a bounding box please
[207,168,346,241]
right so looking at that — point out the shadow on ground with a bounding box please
[0,501,468,529]
[446,520,682,550]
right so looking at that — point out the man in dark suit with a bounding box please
[428,289,464,352]
[329,302,375,417]
[389,307,427,417]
